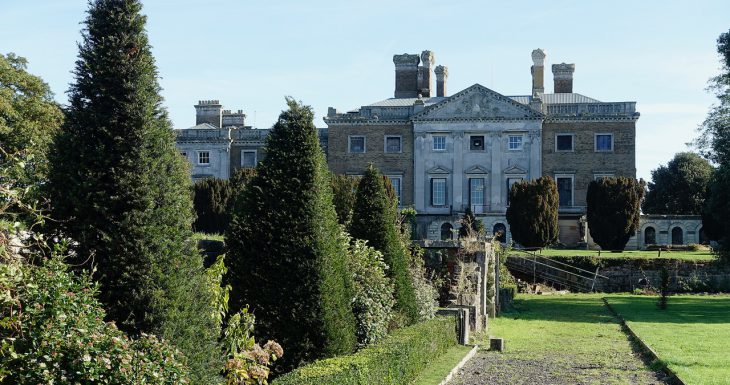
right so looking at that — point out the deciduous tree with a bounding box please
[642,152,714,215]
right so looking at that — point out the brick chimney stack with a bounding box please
[194,100,222,127]
[531,49,546,95]
[434,65,448,97]
[418,50,434,97]
[393,53,420,98]
[552,63,575,93]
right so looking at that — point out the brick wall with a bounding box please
[542,120,636,207]
[327,123,414,205]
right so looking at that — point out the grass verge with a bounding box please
[411,345,473,385]
[605,294,730,385]
[533,248,715,261]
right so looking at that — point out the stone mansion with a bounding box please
[175,50,704,249]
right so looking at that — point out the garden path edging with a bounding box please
[601,297,686,385]
[440,345,479,385]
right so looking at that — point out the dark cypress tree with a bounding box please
[225,98,356,371]
[193,177,232,234]
[331,173,360,227]
[505,177,559,248]
[458,207,485,238]
[586,177,645,251]
[45,1,220,382]
[350,164,419,324]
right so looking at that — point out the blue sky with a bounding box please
[3,0,729,181]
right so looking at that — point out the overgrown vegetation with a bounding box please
[225,98,357,371]
[458,207,484,239]
[505,176,559,248]
[271,316,458,385]
[350,165,419,324]
[586,177,645,251]
[44,2,221,381]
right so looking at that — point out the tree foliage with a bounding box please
[193,178,233,234]
[45,1,220,382]
[698,29,730,260]
[225,98,356,371]
[458,207,484,239]
[505,177,559,248]
[642,152,714,215]
[331,174,360,227]
[0,53,63,198]
[350,165,419,324]
[586,177,645,251]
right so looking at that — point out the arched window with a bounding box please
[440,223,453,240]
[672,227,684,245]
[644,227,656,245]
[699,227,709,245]
[493,223,507,243]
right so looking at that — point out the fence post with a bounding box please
[590,267,600,292]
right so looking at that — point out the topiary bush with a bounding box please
[586,177,645,251]
[505,177,559,248]
[350,165,419,324]
[271,316,458,385]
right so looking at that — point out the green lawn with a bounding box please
[605,295,730,385]
[468,294,662,384]
[412,345,473,385]
[532,248,715,261]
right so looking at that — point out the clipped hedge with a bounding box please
[272,316,458,385]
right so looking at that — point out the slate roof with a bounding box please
[367,97,446,107]
[508,93,601,105]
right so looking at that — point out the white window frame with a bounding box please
[197,150,210,166]
[469,135,485,151]
[387,175,403,206]
[508,135,524,151]
[431,178,447,206]
[384,135,402,153]
[555,133,574,152]
[348,135,366,153]
[593,172,614,181]
[555,174,575,207]
[241,149,257,167]
[433,135,447,151]
[594,133,614,152]
[469,177,485,208]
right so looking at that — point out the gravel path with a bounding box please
[449,350,667,385]
[448,295,669,385]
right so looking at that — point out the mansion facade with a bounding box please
[325,49,639,246]
[175,50,705,249]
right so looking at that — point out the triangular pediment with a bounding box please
[413,84,544,121]
[504,165,527,175]
[465,165,489,174]
[427,165,451,174]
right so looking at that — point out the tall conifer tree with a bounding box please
[350,165,419,324]
[46,1,220,382]
[225,98,356,371]
[505,177,559,248]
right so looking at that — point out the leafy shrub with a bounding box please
[0,257,190,384]
[343,233,396,347]
[271,316,458,385]
[350,165,419,324]
[331,174,360,227]
[222,308,284,385]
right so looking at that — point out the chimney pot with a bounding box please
[393,53,420,98]
[552,63,575,93]
[531,49,546,95]
[434,65,448,97]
